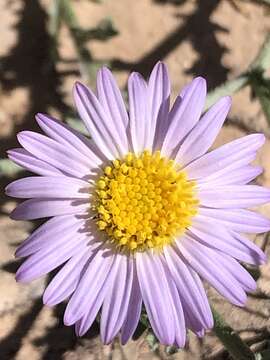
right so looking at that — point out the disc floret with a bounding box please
[95,151,198,252]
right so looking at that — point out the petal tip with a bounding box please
[10,206,23,221]
[4,183,11,196]
[35,112,46,121]
[17,131,31,144]
[194,76,207,86]
[10,208,18,220]
[99,65,111,75]
[14,247,24,258]
[154,60,166,70]
[63,311,74,326]
[35,113,54,128]
[182,76,206,98]
[102,336,112,346]
[6,148,15,158]
[15,270,28,283]
[75,324,83,337]
[128,71,144,82]
[257,251,267,265]
[120,335,129,346]
[43,292,56,307]
[259,133,266,145]
[74,80,83,88]
[220,95,232,108]
[73,81,86,96]
[17,132,24,142]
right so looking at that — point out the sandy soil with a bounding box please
[1,0,270,359]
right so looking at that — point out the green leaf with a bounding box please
[205,75,248,110]
[252,34,270,73]
[249,70,270,124]
[60,0,118,84]
[0,159,23,177]
[48,0,62,63]
[256,349,270,360]
[139,310,150,328]
[146,331,159,352]
[212,307,255,360]
[165,345,179,355]
[78,19,118,42]
[205,32,270,111]
[243,263,261,281]
[66,118,89,136]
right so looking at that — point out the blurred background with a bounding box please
[1,0,270,359]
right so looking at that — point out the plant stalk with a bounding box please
[212,307,255,360]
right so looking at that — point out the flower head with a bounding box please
[6,62,270,346]
[95,150,198,252]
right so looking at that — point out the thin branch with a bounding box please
[48,0,62,63]
[60,0,94,83]
[205,33,270,110]
[212,307,255,360]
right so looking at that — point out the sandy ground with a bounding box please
[1,0,270,359]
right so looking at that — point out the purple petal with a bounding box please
[197,165,262,187]
[75,255,119,337]
[73,82,127,159]
[16,233,89,282]
[198,185,270,208]
[164,246,213,329]
[232,231,267,265]
[11,198,90,220]
[184,134,265,179]
[198,207,270,233]
[136,252,175,345]
[97,66,129,135]
[175,96,231,165]
[195,329,205,337]
[170,285,186,347]
[160,256,186,347]
[7,148,62,176]
[6,176,90,199]
[182,296,206,336]
[121,260,142,345]
[147,62,170,151]
[17,131,92,178]
[36,113,103,166]
[128,72,151,154]
[161,77,206,158]
[189,215,266,265]
[215,253,257,292]
[177,235,247,306]
[43,248,92,306]
[101,255,133,344]
[15,215,85,258]
[74,290,104,337]
[64,248,114,325]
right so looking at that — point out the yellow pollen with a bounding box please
[94,151,198,252]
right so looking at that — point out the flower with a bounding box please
[6,62,270,347]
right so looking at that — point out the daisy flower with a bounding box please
[6,62,270,347]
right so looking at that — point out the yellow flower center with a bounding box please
[94,151,198,252]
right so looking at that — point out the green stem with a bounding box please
[212,307,255,360]
[251,34,270,73]
[60,0,94,83]
[48,0,62,63]
[205,33,270,110]
[205,75,248,110]
[256,349,270,359]
[0,159,23,177]
[249,0,270,8]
